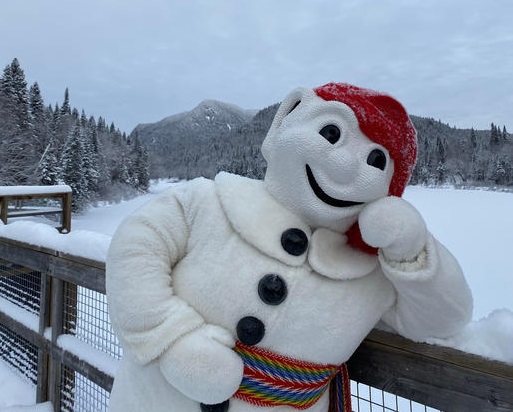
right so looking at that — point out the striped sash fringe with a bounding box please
[234,341,351,411]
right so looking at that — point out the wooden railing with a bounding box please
[0,185,72,233]
[0,236,512,411]
[348,330,513,411]
[0,237,114,411]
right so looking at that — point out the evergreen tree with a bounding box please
[61,87,71,115]
[61,123,88,210]
[1,58,30,130]
[1,57,150,207]
[470,128,477,163]
[81,122,100,195]
[80,109,87,128]
[29,82,51,163]
[97,116,106,132]
[29,82,45,119]
[71,107,79,121]
[39,144,60,186]
[490,123,500,147]
[51,103,60,131]
[0,58,34,183]
[132,136,150,190]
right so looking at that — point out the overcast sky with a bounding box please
[1,0,512,134]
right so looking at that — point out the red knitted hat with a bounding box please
[314,82,417,197]
[314,83,418,254]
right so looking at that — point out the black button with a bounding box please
[258,274,287,305]
[281,228,308,256]
[236,316,265,346]
[200,400,229,412]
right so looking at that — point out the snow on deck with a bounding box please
[0,185,72,196]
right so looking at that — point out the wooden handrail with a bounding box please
[347,329,513,412]
[0,185,72,233]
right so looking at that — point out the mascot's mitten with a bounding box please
[159,324,244,405]
[359,196,428,263]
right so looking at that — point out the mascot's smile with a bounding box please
[305,165,364,208]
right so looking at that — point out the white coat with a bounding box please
[106,172,473,412]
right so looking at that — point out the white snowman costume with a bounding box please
[106,83,473,412]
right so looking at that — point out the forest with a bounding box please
[0,58,149,211]
[135,101,512,190]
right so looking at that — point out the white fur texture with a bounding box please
[107,174,473,412]
[107,84,472,412]
[359,196,428,262]
[262,87,394,232]
[159,324,244,404]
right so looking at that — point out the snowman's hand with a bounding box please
[359,196,427,263]
[159,324,243,404]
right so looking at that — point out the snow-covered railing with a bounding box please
[0,185,72,233]
[347,330,513,411]
[0,236,117,412]
[0,236,512,411]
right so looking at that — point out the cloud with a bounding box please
[0,0,512,132]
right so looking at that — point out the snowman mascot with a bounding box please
[106,83,473,412]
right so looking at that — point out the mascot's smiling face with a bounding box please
[262,87,395,232]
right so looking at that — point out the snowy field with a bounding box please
[0,181,512,409]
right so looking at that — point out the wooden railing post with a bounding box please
[48,276,64,412]
[0,197,7,225]
[36,272,52,403]
[61,192,72,234]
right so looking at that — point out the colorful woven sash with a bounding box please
[234,341,351,411]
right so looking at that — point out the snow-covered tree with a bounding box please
[1,58,151,206]
[131,136,150,190]
[29,82,51,161]
[61,123,89,210]
[0,58,34,183]
[39,145,60,186]
[81,123,100,195]
[61,87,71,115]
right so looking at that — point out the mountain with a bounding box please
[131,100,257,178]
[131,100,512,189]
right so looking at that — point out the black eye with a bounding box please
[287,100,301,114]
[319,124,340,144]
[367,149,387,171]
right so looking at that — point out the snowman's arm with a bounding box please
[106,188,205,364]
[379,234,473,341]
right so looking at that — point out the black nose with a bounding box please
[200,400,229,412]
[236,316,265,346]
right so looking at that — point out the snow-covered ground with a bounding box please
[1,181,512,409]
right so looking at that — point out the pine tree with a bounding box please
[81,123,100,195]
[29,82,51,162]
[435,134,447,183]
[490,123,500,147]
[97,116,106,132]
[61,87,71,115]
[61,123,89,210]
[80,109,87,128]
[0,58,34,183]
[39,145,60,186]
[29,82,45,119]
[132,136,150,190]
[1,58,30,130]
